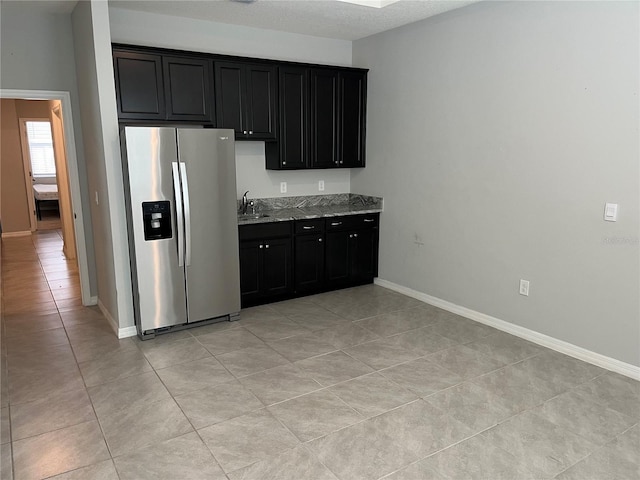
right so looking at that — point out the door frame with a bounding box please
[1,89,93,306]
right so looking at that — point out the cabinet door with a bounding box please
[114,51,165,120]
[239,240,262,304]
[352,228,377,284]
[268,66,308,169]
[295,234,325,293]
[340,71,366,168]
[261,238,292,297]
[215,62,246,137]
[163,56,214,123]
[245,64,277,140]
[310,69,340,168]
[325,230,351,287]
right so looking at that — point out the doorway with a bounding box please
[1,89,92,306]
[19,116,61,231]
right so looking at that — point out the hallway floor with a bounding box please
[1,232,639,479]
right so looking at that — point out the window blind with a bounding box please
[25,121,56,178]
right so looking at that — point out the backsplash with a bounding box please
[240,193,383,212]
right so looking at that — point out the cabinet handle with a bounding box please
[331,221,342,226]
[283,161,287,165]
[339,161,343,164]
[318,238,323,242]
[354,233,358,238]
[363,219,374,223]
[349,234,353,238]
[265,244,270,249]
[303,226,315,230]
[243,130,248,135]
[249,130,253,135]
[259,244,263,249]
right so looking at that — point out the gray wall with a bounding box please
[108,7,353,200]
[72,0,134,330]
[352,1,640,366]
[0,2,97,294]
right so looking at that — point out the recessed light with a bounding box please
[335,0,402,8]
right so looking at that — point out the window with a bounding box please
[25,121,56,178]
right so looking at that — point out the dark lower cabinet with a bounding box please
[239,214,378,306]
[239,223,292,307]
[262,238,292,297]
[325,228,378,289]
[325,231,351,286]
[295,233,325,294]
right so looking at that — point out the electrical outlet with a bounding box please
[519,279,530,296]
[319,180,325,191]
[280,182,287,193]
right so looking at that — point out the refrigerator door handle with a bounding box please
[172,162,185,267]
[180,162,192,266]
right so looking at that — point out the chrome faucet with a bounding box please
[241,190,250,214]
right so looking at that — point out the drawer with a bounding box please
[239,221,292,241]
[325,213,379,231]
[294,218,325,235]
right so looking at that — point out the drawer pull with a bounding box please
[354,233,358,238]
[318,238,323,242]
[303,226,315,230]
[363,219,374,223]
[331,221,342,226]
[349,234,353,238]
[259,244,263,249]
[265,244,270,249]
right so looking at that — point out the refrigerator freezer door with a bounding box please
[124,126,188,332]
[177,128,241,322]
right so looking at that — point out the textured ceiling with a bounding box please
[109,0,479,41]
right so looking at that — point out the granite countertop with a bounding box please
[237,194,383,225]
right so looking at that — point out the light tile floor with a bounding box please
[1,232,639,479]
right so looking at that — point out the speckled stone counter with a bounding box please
[237,194,383,225]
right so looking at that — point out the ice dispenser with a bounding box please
[142,201,172,240]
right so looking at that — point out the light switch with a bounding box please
[604,203,618,222]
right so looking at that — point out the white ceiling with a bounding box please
[109,0,479,41]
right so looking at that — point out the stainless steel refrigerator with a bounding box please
[121,126,240,339]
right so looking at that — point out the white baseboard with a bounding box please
[118,326,137,339]
[97,299,137,339]
[87,296,98,306]
[375,278,640,381]
[1,231,31,238]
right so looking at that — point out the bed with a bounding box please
[33,184,59,220]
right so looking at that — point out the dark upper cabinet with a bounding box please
[114,51,165,120]
[215,62,277,140]
[163,56,214,123]
[310,69,340,168]
[339,71,367,168]
[266,66,308,170]
[112,44,366,168]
